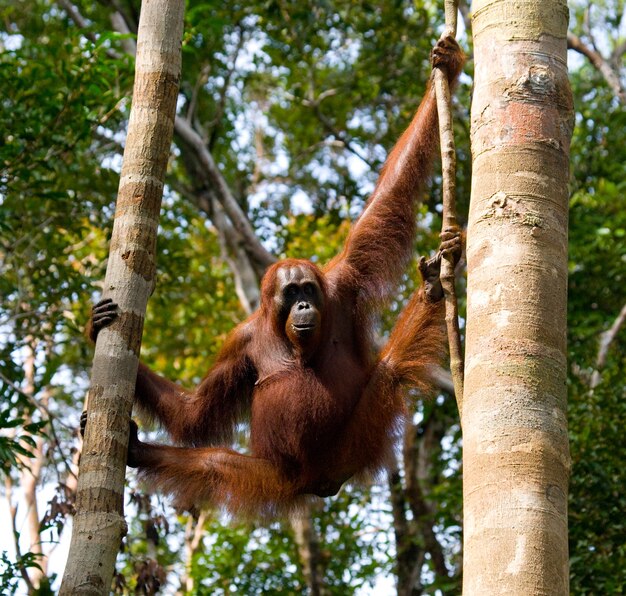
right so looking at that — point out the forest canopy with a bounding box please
[1,0,625,593]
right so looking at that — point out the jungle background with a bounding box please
[1,0,625,593]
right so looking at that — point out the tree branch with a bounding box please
[4,476,36,593]
[312,104,376,169]
[389,464,426,596]
[285,86,376,169]
[404,419,450,580]
[206,25,246,149]
[590,302,626,389]
[173,142,264,311]
[457,0,472,41]
[109,8,137,56]
[174,116,276,272]
[180,510,208,594]
[567,32,626,104]
[434,17,464,417]
[186,64,210,127]
[106,6,275,275]
[56,0,123,60]
[291,502,326,596]
[63,0,275,289]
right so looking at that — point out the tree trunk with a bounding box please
[463,1,573,593]
[20,344,48,590]
[60,1,184,593]
[292,502,327,596]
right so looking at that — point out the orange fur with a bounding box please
[125,38,465,517]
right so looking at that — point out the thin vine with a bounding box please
[433,0,465,418]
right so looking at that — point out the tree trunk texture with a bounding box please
[463,1,573,594]
[292,514,325,596]
[20,345,48,590]
[60,1,184,593]
[389,466,425,596]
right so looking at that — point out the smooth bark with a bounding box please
[463,1,573,593]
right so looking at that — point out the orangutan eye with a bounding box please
[303,283,314,296]
[284,284,298,297]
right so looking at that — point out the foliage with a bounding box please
[0,550,43,595]
[142,201,245,383]
[190,520,308,594]
[185,485,388,595]
[1,0,624,593]
[567,66,626,591]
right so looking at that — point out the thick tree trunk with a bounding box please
[463,1,573,593]
[60,1,184,593]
